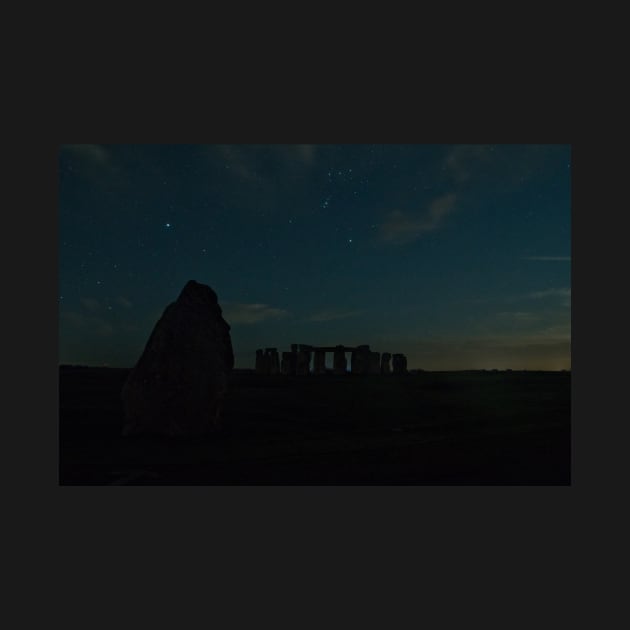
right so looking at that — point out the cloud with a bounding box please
[527,288,571,300]
[291,144,316,164]
[380,193,457,244]
[61,144,109,164]
[60,311,113,336]
[296,144,317,164]
[443,145,493,182]
[216,145,263,183]
[80,297,100,311]
[215,145,317,184]
[306,309,362,322]
[222,302,289,324]
[496,311,541,323]
[523,256,571,262]
[116,296,133,308]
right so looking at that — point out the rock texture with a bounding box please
[121,280,234,436]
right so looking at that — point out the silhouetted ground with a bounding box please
[59,367,570,485]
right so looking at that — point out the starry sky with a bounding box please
[59,144,571,370]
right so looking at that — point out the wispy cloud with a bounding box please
[380,193,457,244]
[288,144,316,164]
[61,144,109,164]
[443,145,493,182]
[80,297,100,311]
[60,311,113,336]
[216,145,263,183]
[306,309,362,322]
[116,296,133,308]
[496,311,541,323]
[222,302,289,324]
[523,256,571,262]
[215,144,317,184]
[527,288,571,300]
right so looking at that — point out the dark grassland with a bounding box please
[59,367,570,485]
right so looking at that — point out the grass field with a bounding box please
[59,367,570,485]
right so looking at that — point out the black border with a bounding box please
[15,75,614,626]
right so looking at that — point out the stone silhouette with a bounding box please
[281,351,295,375]
[351,345,371,374]
[296,350,311,375]
[313,349,326,374]
[121,280,234,436]
[333,346,347,374]
[265,348,280,375]
[256,343,403,376]
[368,351,381,374]
[392,353,408,374]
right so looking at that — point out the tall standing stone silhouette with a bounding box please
[392,353,408,374]
[333,346,347,374]
[351,345,371,374]
[313,350,326,374]
[121,280,234,436]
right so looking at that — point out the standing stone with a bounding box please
[368,351,381,374]
[381,352,392,374]
[351,345,371,374]
[296,350,311,375]
[333,346,347,374]
[265,348,280,375]
[392,353,408,374]
[281,351,293,375]
[313,350,326,374]
[121,280,234,436]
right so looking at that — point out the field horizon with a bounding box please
[59,366,571,486]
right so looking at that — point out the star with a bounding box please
[165,222,172,228]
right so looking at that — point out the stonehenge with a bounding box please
[254,344,407,376]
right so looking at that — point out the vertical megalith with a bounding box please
[281,352,291,375]
[351,345,370,374]
[296,350,311,375]
[121,280,234,436]
[265,348,280,375]
[313,350,326,374]
[392,353,408,374]
[368,351,381,374]
[333,346,347,374]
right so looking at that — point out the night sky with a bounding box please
[59,144,571,370]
